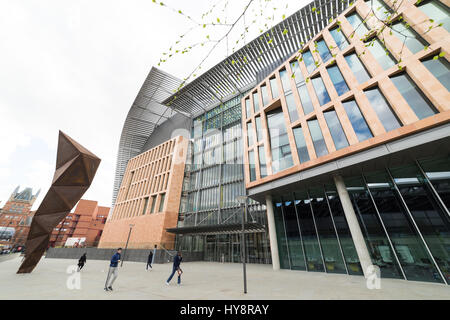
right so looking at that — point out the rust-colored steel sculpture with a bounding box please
[17,131,101,273]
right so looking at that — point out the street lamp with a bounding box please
[121,224,134,267]
[236,195,248,294]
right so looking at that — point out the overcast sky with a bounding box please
[0,0,308,210]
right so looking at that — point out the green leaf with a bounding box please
[439,51,446,57]
[282,28,288,35]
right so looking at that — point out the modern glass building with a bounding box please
[109,0,450,285]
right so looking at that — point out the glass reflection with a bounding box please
[365,170,444,283]
[342,99,373,142]
[328,65,349,96]
[323,109,349,150]
[365,87,401,132]
[303,50,316,74]
[274,200,290,268]
[292,127,310,164]
[345,53,371,84]
[419,156,450,209]
[308,119,329,157]
[282,199,307,270]
[312,76,331,106]
[422,55,450,92]
[329,27,348,50]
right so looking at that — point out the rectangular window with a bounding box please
[255,116,263,142]
[311,76,331,105]
[245,98,251,118]
[252,91,260,112]
[390,73,437,120]
[417,0,450,33]
[345,53,371,84]
[279,69,291,93]
[290,61,305,84]
[158,193,166,212]
[267,108,294,173]
[269,77,279,99]
[323,110,349,150]
[422,55,450,91]
[292,127,310,163]
[365,0,392,21]
[261,85,269,106]
[249,150,256,181]
[329,27,349,49]
[142,197,149,215]
[342,99,373,142]
[247,121,254,146]
[365,87,401,132]
[302,50,316,74]
[258,146,267,178]
[150,195,157,213]
[367,38,396,70]
[346,12,369,37]
[297,84,315,115]
[327,65,349,96]
[316,39,332,63]
[391,21,428,54]
[285,93,299,122]
[307,119,329,157]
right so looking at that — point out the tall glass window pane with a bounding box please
[323,110,349,150]
[344,176,404,279]
[247,121,254,146]
[308,119,329,157]
[290,61,305,84]
[342,99,373,142]
[282,199,307,270]
[419,156,450,209]
[422,55,450,91]
[159,193,166,212]
[292,127,310,164]
[267,108,294,173]
[390,164,450,282]
[316,39,332,63]
[302,50,316,74]
[270,77,279,99]
[297,84,315,115]
[365,87,401,132]
[391,21,428,54]
[258,145,267,178]
[365,170,444,283]
[367,38,397,70]
[311,76,331,106]
[252,91,260,112]
[346,12,369,37]
[366,0,392,21]
[255,116,263,142]
[390,73,437,120]
[345,53,371,84]
[279,69,291,92]
[248,150,256,181]
[309,188,347,274]
[417,0,450,33]
[295,191,324,272]
[274,200,291,268]
[325,185,364,275]
[245,98,251,119]
[261,85,269,106]
[285,93,299,122]
[327,65,349,96]
[329,27,349,49]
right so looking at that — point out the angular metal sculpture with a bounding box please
[17,131,101,273]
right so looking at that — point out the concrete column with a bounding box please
[333,174,372,278]
[265,194,280,270]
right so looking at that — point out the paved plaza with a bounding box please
[1,254,449,300]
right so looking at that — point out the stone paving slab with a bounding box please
[1,256,449,300]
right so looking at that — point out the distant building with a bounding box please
[49,199,109,248]
[0,186,40,250]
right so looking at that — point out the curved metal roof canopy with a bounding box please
[112,67,184,207]
[163,0,352,116]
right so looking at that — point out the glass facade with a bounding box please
[274,156,450,284]
[323,109,349,150]
[311,76,331,105]
[316,39,332,63]
[364,87,401,132]
[417,0,450,33]
[329,27,349,50]
[422,55,450,92]
[327,65,349,96]
[390,72,437,120]
[253,91,260,112]
[258,145,267,178]
[255,116,263,142]
[270,77,279,99]
[249,150,256,182]
[285,93,299,122]
[367,38,397,70]
[261,85,269,106]
[267,108,294,173]
[365,0,392,21]
[308,119,328,157]
[302,50,316,74]
[346,11,369,37]
[292,127,310,164]
[345,53,371,84]
[391,21,428,54]
[342,99,373,142]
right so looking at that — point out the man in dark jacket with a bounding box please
[77,253,87,272]
[146,250,153,270]
[166,251,183,286]
[104,248,122,291]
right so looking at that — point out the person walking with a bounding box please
[104,248,122,291]
[77,253,87,272]
[166,251,183,286]
[146,250,153,271]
